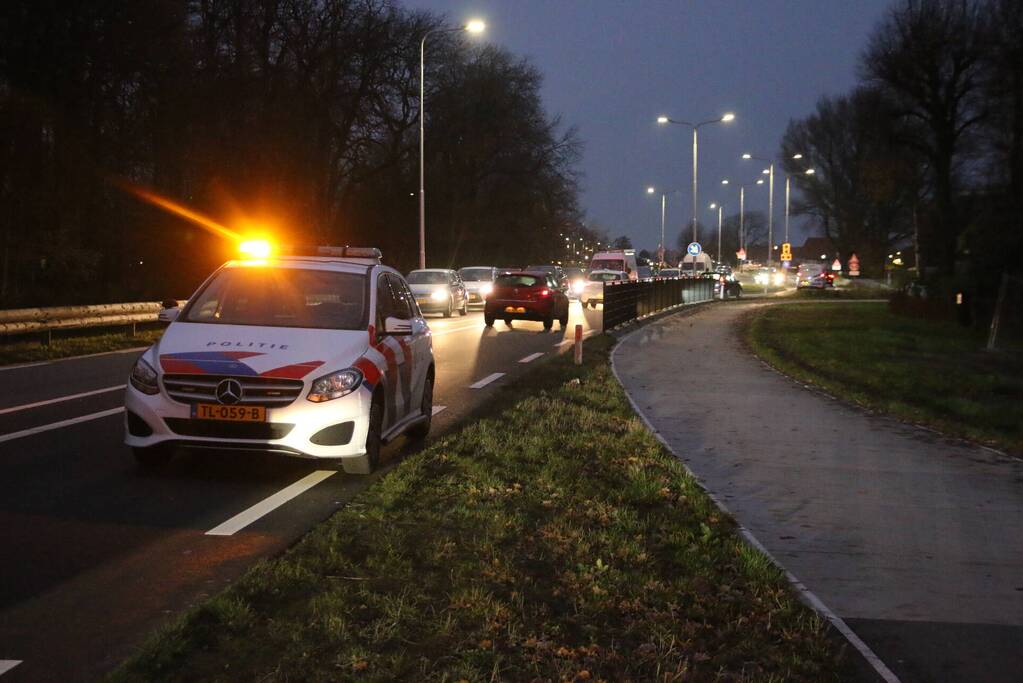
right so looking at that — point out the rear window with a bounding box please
[183,267,365,329]
[458,268,493,282]
[407,271,449,284]
[591,259,624,271]
[589,272,621,282]
[495,274,542,288]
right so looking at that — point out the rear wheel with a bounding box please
[543,317,554,331]
[133,445,172,469]
[484,313,494,326]
[559,305,569,327]
[408,374,433,439]
[504,318,512,326]
[365,394,384,471]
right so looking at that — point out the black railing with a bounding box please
[602,277,714,329]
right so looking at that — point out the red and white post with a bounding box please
[574,324,583,365]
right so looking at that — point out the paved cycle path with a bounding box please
[613,301,1023,683]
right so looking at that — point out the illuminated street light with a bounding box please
[647,186,682,266]
[418,19,486,268]
[658,111,737,245]
[708,202,724,263]
[743,152,776,266]
[784,154,815,244]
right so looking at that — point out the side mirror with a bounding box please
[158,307,180,323]
[161,299,179,309]
[383,316,412,335]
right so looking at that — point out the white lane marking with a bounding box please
[0,361,49,372]
[430,322,482,337]
[206,470,337,536]
[0,661,22,676]
[609,328,901,683]
[0,408,124,445]
[518,352,544,363]
[431,405,447,416]
[469,372,505,389]
[0,385,125,416]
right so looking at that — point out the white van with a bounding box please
[589,249,638,281]
[680,252,713,276]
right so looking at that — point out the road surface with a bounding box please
[0,303,602,682]
[613,301,1023,683]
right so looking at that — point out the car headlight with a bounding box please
[430,289,447,302]
[307,368,363,403]
[129,357,159,395]
[480,283,493,296]
[572,279,585,293]
[772,273,785,285]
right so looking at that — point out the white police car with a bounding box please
[124,244,434,474]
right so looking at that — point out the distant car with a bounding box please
[705,271,743,299]
[636,265,653,279]
[407,269,468,317]
[753,267,786,287]
[580,269,627,308]
[564,266,587,299]
[525,264,568,292]
[658,268,681,278]
[458,266,498,308]
[485,271,570,329]
[795,262,834,289]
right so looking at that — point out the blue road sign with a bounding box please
[687,242,702,256]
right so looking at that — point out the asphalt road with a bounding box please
[614,301,1023,683]
[0,303,602,682]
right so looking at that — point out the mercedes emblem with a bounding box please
[215,378,243,405]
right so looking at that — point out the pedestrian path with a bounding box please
[613,302,1023,683]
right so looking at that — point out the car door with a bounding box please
[389,273,431,416]
[375,273,409,426]
[449,271,464,305]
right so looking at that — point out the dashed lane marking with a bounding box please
[469,372,505,389]
[0,385,124,416]
[518,352,544,363]
[0,408,124,445]
[431,405,447,415]
[0,661,22,676]
[206,470,337,536]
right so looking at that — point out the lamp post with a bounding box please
[647,186,681,266]
[709,202,724,264]
[657,112,735,246]
[783,154,816,245]
[419,19,486,269]
[741,153,774,266]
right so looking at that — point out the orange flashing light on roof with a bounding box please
[239,239,273,258]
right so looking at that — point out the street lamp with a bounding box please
[646,186,681,266]
[657,112,736,246]
[742,152,775,266]
[418,19,486,269]
[783,153,815,245]
[708,202,724,264]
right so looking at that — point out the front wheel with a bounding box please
[459,298,467,316]
[133,445,173,469]
[365,395,384,471]
[443,299,453,318]
[407,375,433,439]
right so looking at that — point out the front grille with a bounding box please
[162,374,304,408]
[164,418,294,440]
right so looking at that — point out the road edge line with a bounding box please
[0,346,149,371]
[206,470,337,536]
[0,384,125,416]
[0,407,125,445]
[0,661,21,677]
[609,320,901,683]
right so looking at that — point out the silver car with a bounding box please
[458,266,498,308]
[407,269,468,317]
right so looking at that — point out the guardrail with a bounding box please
[602,277,714,329]
[0,301,184,342]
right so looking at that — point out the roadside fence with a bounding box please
[0,300,184,344]
[603,277,714,330]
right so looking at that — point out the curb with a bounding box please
[609,308,900,683]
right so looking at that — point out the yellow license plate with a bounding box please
[191,403,266,422]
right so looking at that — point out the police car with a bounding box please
[124,244,434,474]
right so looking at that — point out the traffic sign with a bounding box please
[848,253,860,276]
[831,258,842,271]
[780,242,792,261]
[687,242,702,256]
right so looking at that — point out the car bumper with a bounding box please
[124,382,372,460]
[465,290,488,306]
[414,298,451,313]
[485,299,555,320]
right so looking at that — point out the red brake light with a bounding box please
[540,288,550,297]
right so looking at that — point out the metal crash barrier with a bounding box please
[0,300,186,343]
[602,277,713,329]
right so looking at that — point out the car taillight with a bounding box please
[540,288,550,297]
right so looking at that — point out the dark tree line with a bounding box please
[0,0,584,307]
[781,0,1022,284]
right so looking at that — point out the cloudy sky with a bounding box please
[403,0,893,251]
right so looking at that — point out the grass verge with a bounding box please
[0,327,163,365]
[110,335,844,682]
[745,303,1022,455]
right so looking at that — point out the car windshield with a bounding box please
[525,265,556,273]
[564,268,584,279]
[407,271,449,284]
[588,272,620,282]
[495,274,542,287]
[591,259,625,271]
[458,268,493,282]
[183,267,365,329]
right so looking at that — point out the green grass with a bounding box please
[0,327,163,365]
[109,336,845,682]
[745,303,1022,455]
